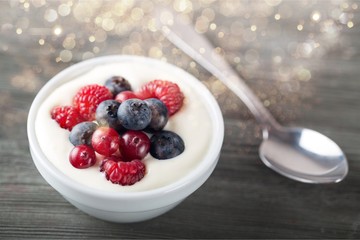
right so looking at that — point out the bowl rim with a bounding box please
[27,55,224,199]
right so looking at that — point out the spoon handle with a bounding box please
[159,14,280,131]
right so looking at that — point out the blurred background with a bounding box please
[1,0,360,238]
[1,0,358,134]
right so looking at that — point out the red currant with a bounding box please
[91,127,120,156]
[119,130,150,161]
[115,91,138,103]
[69,145,97,169]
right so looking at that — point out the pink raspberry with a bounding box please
[136,80,184,116]
[50,105,84,131]
[73,84,113,121]
[100,156,146,186]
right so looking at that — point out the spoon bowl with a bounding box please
[260,127,348,183]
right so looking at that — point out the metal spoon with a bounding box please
[158,12,348,183]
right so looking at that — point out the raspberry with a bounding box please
[73,84,113,121]
[137,80,184,116]
[51,105,84,131]
[100,157,146,186]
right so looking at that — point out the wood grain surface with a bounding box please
[1,1,360,239]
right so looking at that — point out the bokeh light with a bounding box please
[0,0,358,123]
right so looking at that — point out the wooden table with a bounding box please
[1,1,359,238]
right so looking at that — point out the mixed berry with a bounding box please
[119,130,150,161]
[100,157,146,186]
[150,131,185,160]
[69,121,98,146]
[51,106,84,131]
[50,76,185,186]
[69,145,97,169]
[137,79,184,116]
[117,99,152,130]
[73,84,113,121]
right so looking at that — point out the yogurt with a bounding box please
[35,59,213,192]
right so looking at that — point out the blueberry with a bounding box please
[144,98,168,132]
[96,100,123,132]
[150,130,185,159]
[117,99,152,130]
[69,121,98,146]
[104,76,132,96]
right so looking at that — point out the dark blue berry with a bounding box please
[150,130,185,159]
[144,98,168,132]
[69,121,98,146]
[117,99,152,130]
[104,76,132,96]
[96,100,123,132]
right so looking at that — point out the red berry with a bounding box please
[120,130,150,161]
[136,87,153,100]
[51,105,84,131]
[100,157,146,186]
[91,127,120,156]
[69,145,97,169]
[115,90,138,103]
[136,80,184,116]
[73,84,113,121]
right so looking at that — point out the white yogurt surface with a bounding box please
[35,61,213,192]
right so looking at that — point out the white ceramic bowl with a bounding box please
[27,55,224,223]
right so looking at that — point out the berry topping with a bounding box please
[51,105,84,131]
[120,130,150,161]
[91,127,120,156]
[73,84,113,121]
[144,98,169,132]
[115,90,138,103]
[100,157,146,186]
[95,100,123,132]
[69,121,98,146]
[104,76,132,96]
[69,144,97,169]
[50,75,187,185]
[150,130,185,159]
[117,99,152,130]
[137,80,184,116]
